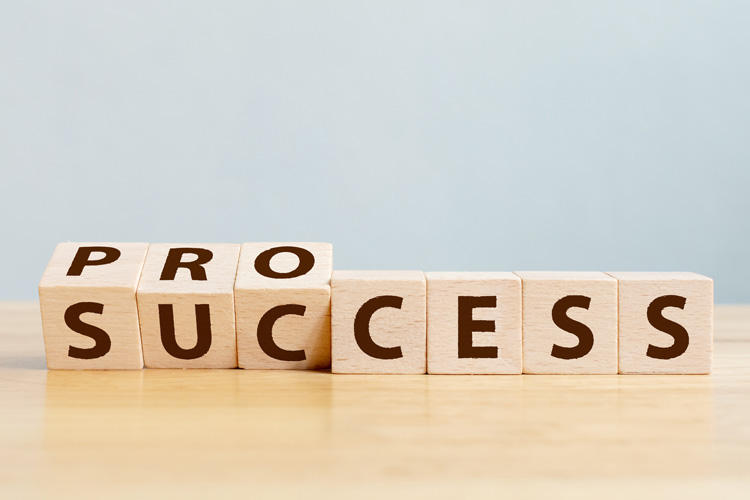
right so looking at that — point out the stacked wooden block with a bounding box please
[39,242,713,374]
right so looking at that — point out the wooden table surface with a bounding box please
[1,302,749,498]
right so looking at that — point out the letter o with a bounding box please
[254,246,315,279]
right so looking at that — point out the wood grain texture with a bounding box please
[38,242,148,369]
[516,271,618,374]
[1,303,750,498]
[607,272,713,374]
[137,243,240,368]
[235,243,332,370]
[426,272,522,374]
[331,271,426,374]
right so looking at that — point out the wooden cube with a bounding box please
[331,271,426,374]
[516,271,618,374]
[606,272,713,374]
[235,242,332,370]
[39,242,148,369]
[426,272,522,374]
[137,244,240,368]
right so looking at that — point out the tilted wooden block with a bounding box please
[516,272,618,374]
[331,271,426,374]
[235,242,332,370]
[606,272,713,374]
[39,242,148,369]
[137,244,240,368]
[426,272,522,374]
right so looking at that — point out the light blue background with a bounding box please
[1,1,748,302]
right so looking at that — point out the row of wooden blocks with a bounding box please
[39,242,713,374]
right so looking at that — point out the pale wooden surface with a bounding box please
[2,302,750,499]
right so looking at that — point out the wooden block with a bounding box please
[234,242,332,370]
[515,271,618,374]
[331,271,426,374]
[38,242,148,369]
[606,272,713,374]
[426,272,522,374]
[137,244,240,368]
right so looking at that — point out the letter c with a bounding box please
[257,304,307,362]
[354,295,404,360]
